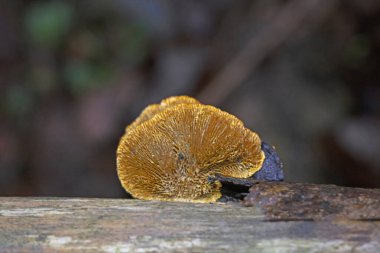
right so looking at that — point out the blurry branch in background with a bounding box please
[198,0,338,105]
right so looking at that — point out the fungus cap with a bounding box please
[125,95,200,133]
[117,96,265,203]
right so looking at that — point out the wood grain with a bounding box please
[1,182,379,252]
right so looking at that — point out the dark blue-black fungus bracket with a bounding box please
[211,142,284,202]
[252,142,284,181]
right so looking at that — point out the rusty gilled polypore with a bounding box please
[117,96,283,203]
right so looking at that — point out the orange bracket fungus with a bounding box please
[117,96,283,203]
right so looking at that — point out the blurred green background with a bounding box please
[0,0,379,197]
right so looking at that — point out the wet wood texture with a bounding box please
[1,182,379,252]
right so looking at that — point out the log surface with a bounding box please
[1,182,380,253]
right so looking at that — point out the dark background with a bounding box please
[1,0,379,197]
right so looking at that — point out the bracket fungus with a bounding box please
[117,96,283,203]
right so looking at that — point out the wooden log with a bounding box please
[244,182,380,221]
[0,182,379,252]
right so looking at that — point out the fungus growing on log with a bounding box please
[117,96,283,203]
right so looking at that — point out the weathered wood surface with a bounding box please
[0,182,379,253]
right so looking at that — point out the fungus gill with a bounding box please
[125,96,200,133]
[117,96,265,203]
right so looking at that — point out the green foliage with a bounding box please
[119,24,150,65]
[3,86,35,117]
[344,35,371,68]
[29,65,58,95]
[25,1,74,48]
[63,61,114,96]
[23,2,150,97]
